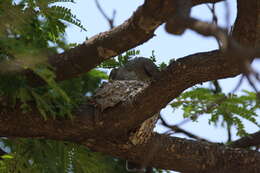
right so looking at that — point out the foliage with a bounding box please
[0,0,125,172]
[0,0,91,119]
[171,87,260,137]
[0,0,85,60]
[99,49,141,68]
[0,138,128,173]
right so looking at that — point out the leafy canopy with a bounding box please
[0,0,128,172]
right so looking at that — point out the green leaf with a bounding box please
[1,155,14,160]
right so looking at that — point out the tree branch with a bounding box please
[232,0,259,47]
[229,131,260,148]
[1,50,241,139]
[95,0,116,29]
[0,50,255,172]
[159,116,211,142]
[14,0,222,86]
[81,133,260,173]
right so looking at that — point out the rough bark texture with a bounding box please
[82,134,260,173]
[233,0,259,47]
[0,0,260,172]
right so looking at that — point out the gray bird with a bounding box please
[109,57,160,81]
[109,57,160,173]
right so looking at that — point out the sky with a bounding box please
[62,0,259,143]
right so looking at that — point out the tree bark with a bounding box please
[82,133,260,173]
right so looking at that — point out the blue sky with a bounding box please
[62,0,259,143]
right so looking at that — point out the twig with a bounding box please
[232,75,245,93]
[206,3,222,49]
[245,75,259,93]
[94,0,116,29]
[206,3,218,25]
[159,116,210,142]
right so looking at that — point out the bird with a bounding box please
[109,57,160,172]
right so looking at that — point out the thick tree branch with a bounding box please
[81,133,260,173]
[2,50,240,139]
[0,50,256,173]
[232,0,259,47]
[16,0,222,86]
[87,49,243,138]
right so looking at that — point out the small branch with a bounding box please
[159,116,210,142]
[166,2,260,92]
[229,131,260,148]
[206,3,221,48]
[94,0,116,29]
[231,75,245,93]
[206,3,218,25]
[182,17,260,59]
